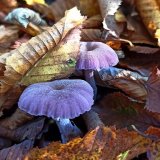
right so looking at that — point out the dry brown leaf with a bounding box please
[121,15,156,45]
[0,108,33,129]
[10,34,31,49]
[135,0,160,46]
[0,25,19,53]
[98,67,148,101]
[0,0,17,13]
[145,67,160,113]
[32,3,55,21]
[0,118,45,142]
[0,7,85,111]
[0,85,24,113]
[24,126,160,160]
[81,29,104,42]
[79,0,100,17]
[24,126,114,160]
[93,92,160,131]
[0,140,34,160]
[119,50,160,77]
[82,15,102,29]
[50,0,79,21]
[128,46,160,54]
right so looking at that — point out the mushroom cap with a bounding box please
[76,42,119,70]
[18,79,94,119]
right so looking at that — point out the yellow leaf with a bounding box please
[135,0,160,46]
[24,0,46,5]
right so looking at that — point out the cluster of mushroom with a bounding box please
[18,41,118,143]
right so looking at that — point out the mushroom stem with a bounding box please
[55,118,82,143]
[84,70,97,99]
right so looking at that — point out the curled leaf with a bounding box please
[98,0,122,38]
[99,67,148,101]
[0,7,85,111]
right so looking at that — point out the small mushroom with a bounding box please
[76,42,119,99]
[5,8,47,28]
[18,79,94,143]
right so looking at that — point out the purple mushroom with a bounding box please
[76,42,119,99]
[18,79,94,143]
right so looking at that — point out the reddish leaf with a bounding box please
[93,92,160,131]
[145,67,160,113]
[119,51,160,76]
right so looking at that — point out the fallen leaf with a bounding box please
[24,126,160,160]
[0,85,24,113]
[31,3,55,21]
[33,0,79,22]
[93,92,160,131]
[0,140,34,160]
[82,15,102,29]
[145,67,160,113]
[24,126,114,160]
[81,29,104,42]
[0,7,85,111]
[50,0,79,21]
[119,50,160,77]
[21,27,81,85]
[0,0,17,13]
[128,46,160,54]
[79,0,100,17]
[24,0,46,5]
[10,34,31,49]
[121,15,156,45]
[106,40,122,50]
[135,0,160,46]
[98,0,123,38]
[98,67,148,101]
[0,118,45,142]
[0,137,12,150]
[0,25,19,53]
[0,108,33,129]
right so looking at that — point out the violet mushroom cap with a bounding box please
[18,79,94,143]
[76,42,119,99]
[18,79,94,119]
[76,42,119,70]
